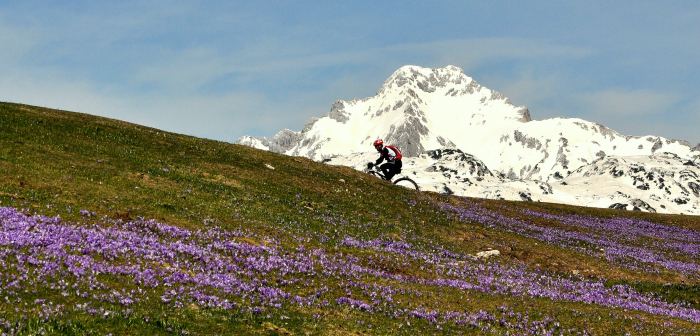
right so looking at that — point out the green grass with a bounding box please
[1,102,700,335]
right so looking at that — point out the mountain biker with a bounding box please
[368,139,403,181]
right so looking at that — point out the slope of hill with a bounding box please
[238,65,700,215]
[1,102,700,335]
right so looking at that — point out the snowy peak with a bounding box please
[377,65,531,123]
[239,65,535,160]
[378,65,475,95]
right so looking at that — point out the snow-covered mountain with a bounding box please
[238,65,700,215]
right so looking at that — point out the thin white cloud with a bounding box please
[0,18,40,64]
[478,71,565,119]
[250,37,593,75]
[126,36,595,97]
[386,38,595,69]
[0,70,131,118]
[130,46,231,91]
[693,100,700,118]
[577,89,682,117]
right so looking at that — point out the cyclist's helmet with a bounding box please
[373,139,384,147]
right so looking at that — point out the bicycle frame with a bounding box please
[365,165,389,180]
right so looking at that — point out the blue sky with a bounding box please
[2,1,699,146]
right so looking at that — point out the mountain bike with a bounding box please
[365,163,419,190]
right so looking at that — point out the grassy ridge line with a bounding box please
[1,102,699,335]
[0,102,385,226]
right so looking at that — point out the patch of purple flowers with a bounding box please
[1,206,699,334]
[441,200,700,277]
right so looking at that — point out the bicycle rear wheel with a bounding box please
[393,177,419,190]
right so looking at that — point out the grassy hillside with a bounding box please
[1,102,699,335]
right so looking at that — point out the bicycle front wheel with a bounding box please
[393,177,419,190]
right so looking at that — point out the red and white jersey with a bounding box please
[376,145,402,164]
[385,146,400,161]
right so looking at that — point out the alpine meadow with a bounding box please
[2,102,700,335]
